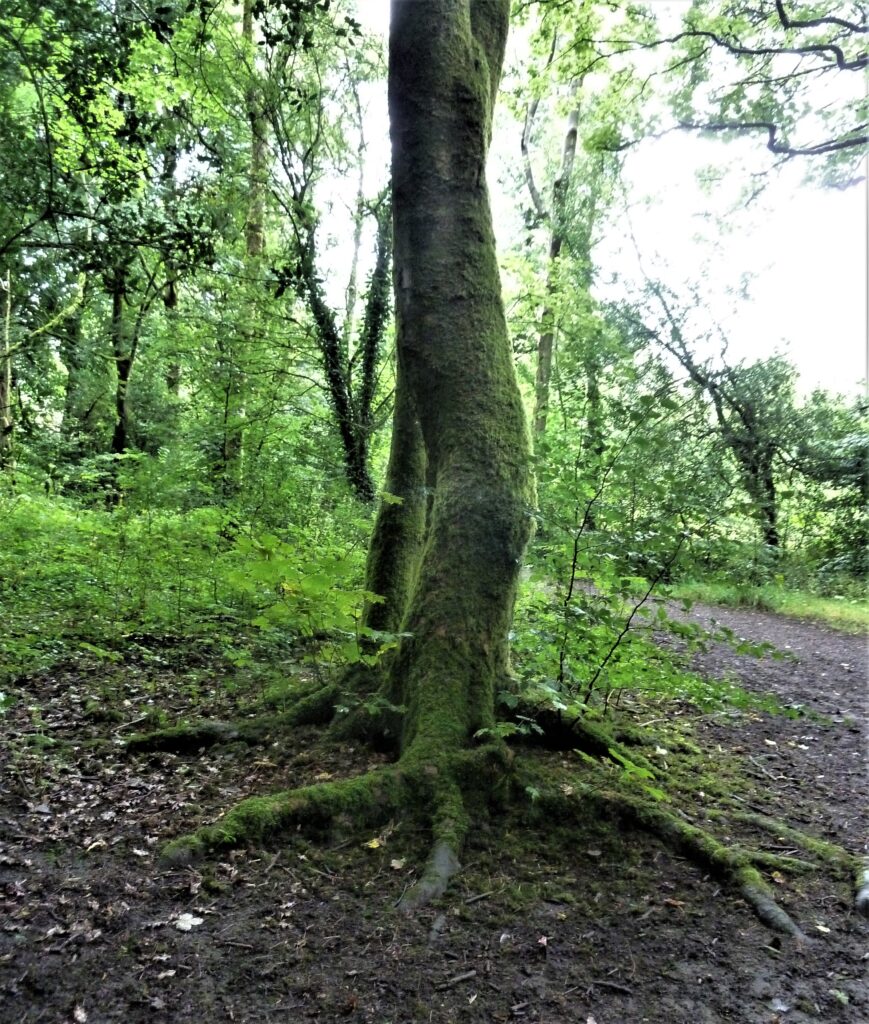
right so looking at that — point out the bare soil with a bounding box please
[1,605,867,1024]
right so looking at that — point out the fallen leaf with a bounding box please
[390,858,406,870]
[815,923,831,934]
[363,838,382,849]
[174,913,204,932]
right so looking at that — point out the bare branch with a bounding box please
[774,1,868,36]
[678,119,869,156]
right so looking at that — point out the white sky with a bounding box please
[330,1,867,399]
[603,133,868,397]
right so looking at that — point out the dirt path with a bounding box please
[1,606,866,1024]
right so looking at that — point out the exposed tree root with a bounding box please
[144,682,859,931]
[125,682,339,754]
[710,808,866,912]
[159,741,507,908]
[722,809,859,873]
[517,702,864,924]
[398,840,461,910]
[160,764,405,866]
[518,704,657,770]
[523,773,810,940]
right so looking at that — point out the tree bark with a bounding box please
[0,270,13,470]
[362,357,426,638]
[216,0,266,500]
[109,270,132,456]
[381,0,534,765]
[533,81,579,436]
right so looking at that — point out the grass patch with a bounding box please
[672,580,868,633]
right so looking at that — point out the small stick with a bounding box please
[590,978,633,995]
[437,969,477,990]
[114,715,149,735]
[464,890,495,904]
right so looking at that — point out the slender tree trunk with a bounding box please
[163,279,181,397]
[0,270,13,470]
[379,0,534,765]
[109,271,132,456]
[533,82,579,436]
[303,200,391,504]
[217,0,266,500]
[161,148,182,404]
[750,454,780,548]
[362,358,427,638]
[59,305,87,443]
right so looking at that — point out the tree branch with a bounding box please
[774,0,868,36]
[678,119,869,156]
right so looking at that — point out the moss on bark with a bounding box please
[384,0,532,762]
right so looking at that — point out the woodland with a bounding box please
[0,1,868,1021]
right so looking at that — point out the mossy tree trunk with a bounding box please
[381,0,534,770]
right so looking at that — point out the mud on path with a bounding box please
[1,606,867,1024]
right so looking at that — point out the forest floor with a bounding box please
[1,602,866,1024]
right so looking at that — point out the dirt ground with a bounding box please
[1,604,867,1024]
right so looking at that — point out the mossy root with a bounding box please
[516,704,656,773]
[126,683,339,754]
[397,773,470,910]
[529,780,808,941]
[722,809,858,873]
[710,808,866,914]
[159,765,404,867]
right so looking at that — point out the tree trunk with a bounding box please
[0,270,13,470]
[216,0,266,501]
[533,82,579,436]
[362,358,426,639]
[381,0,534,767]
[59,304,88,445]
[109,271,132,456]
[750,453,780,548]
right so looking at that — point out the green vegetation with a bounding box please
[0,0,865,927]
[672,580,868,632]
